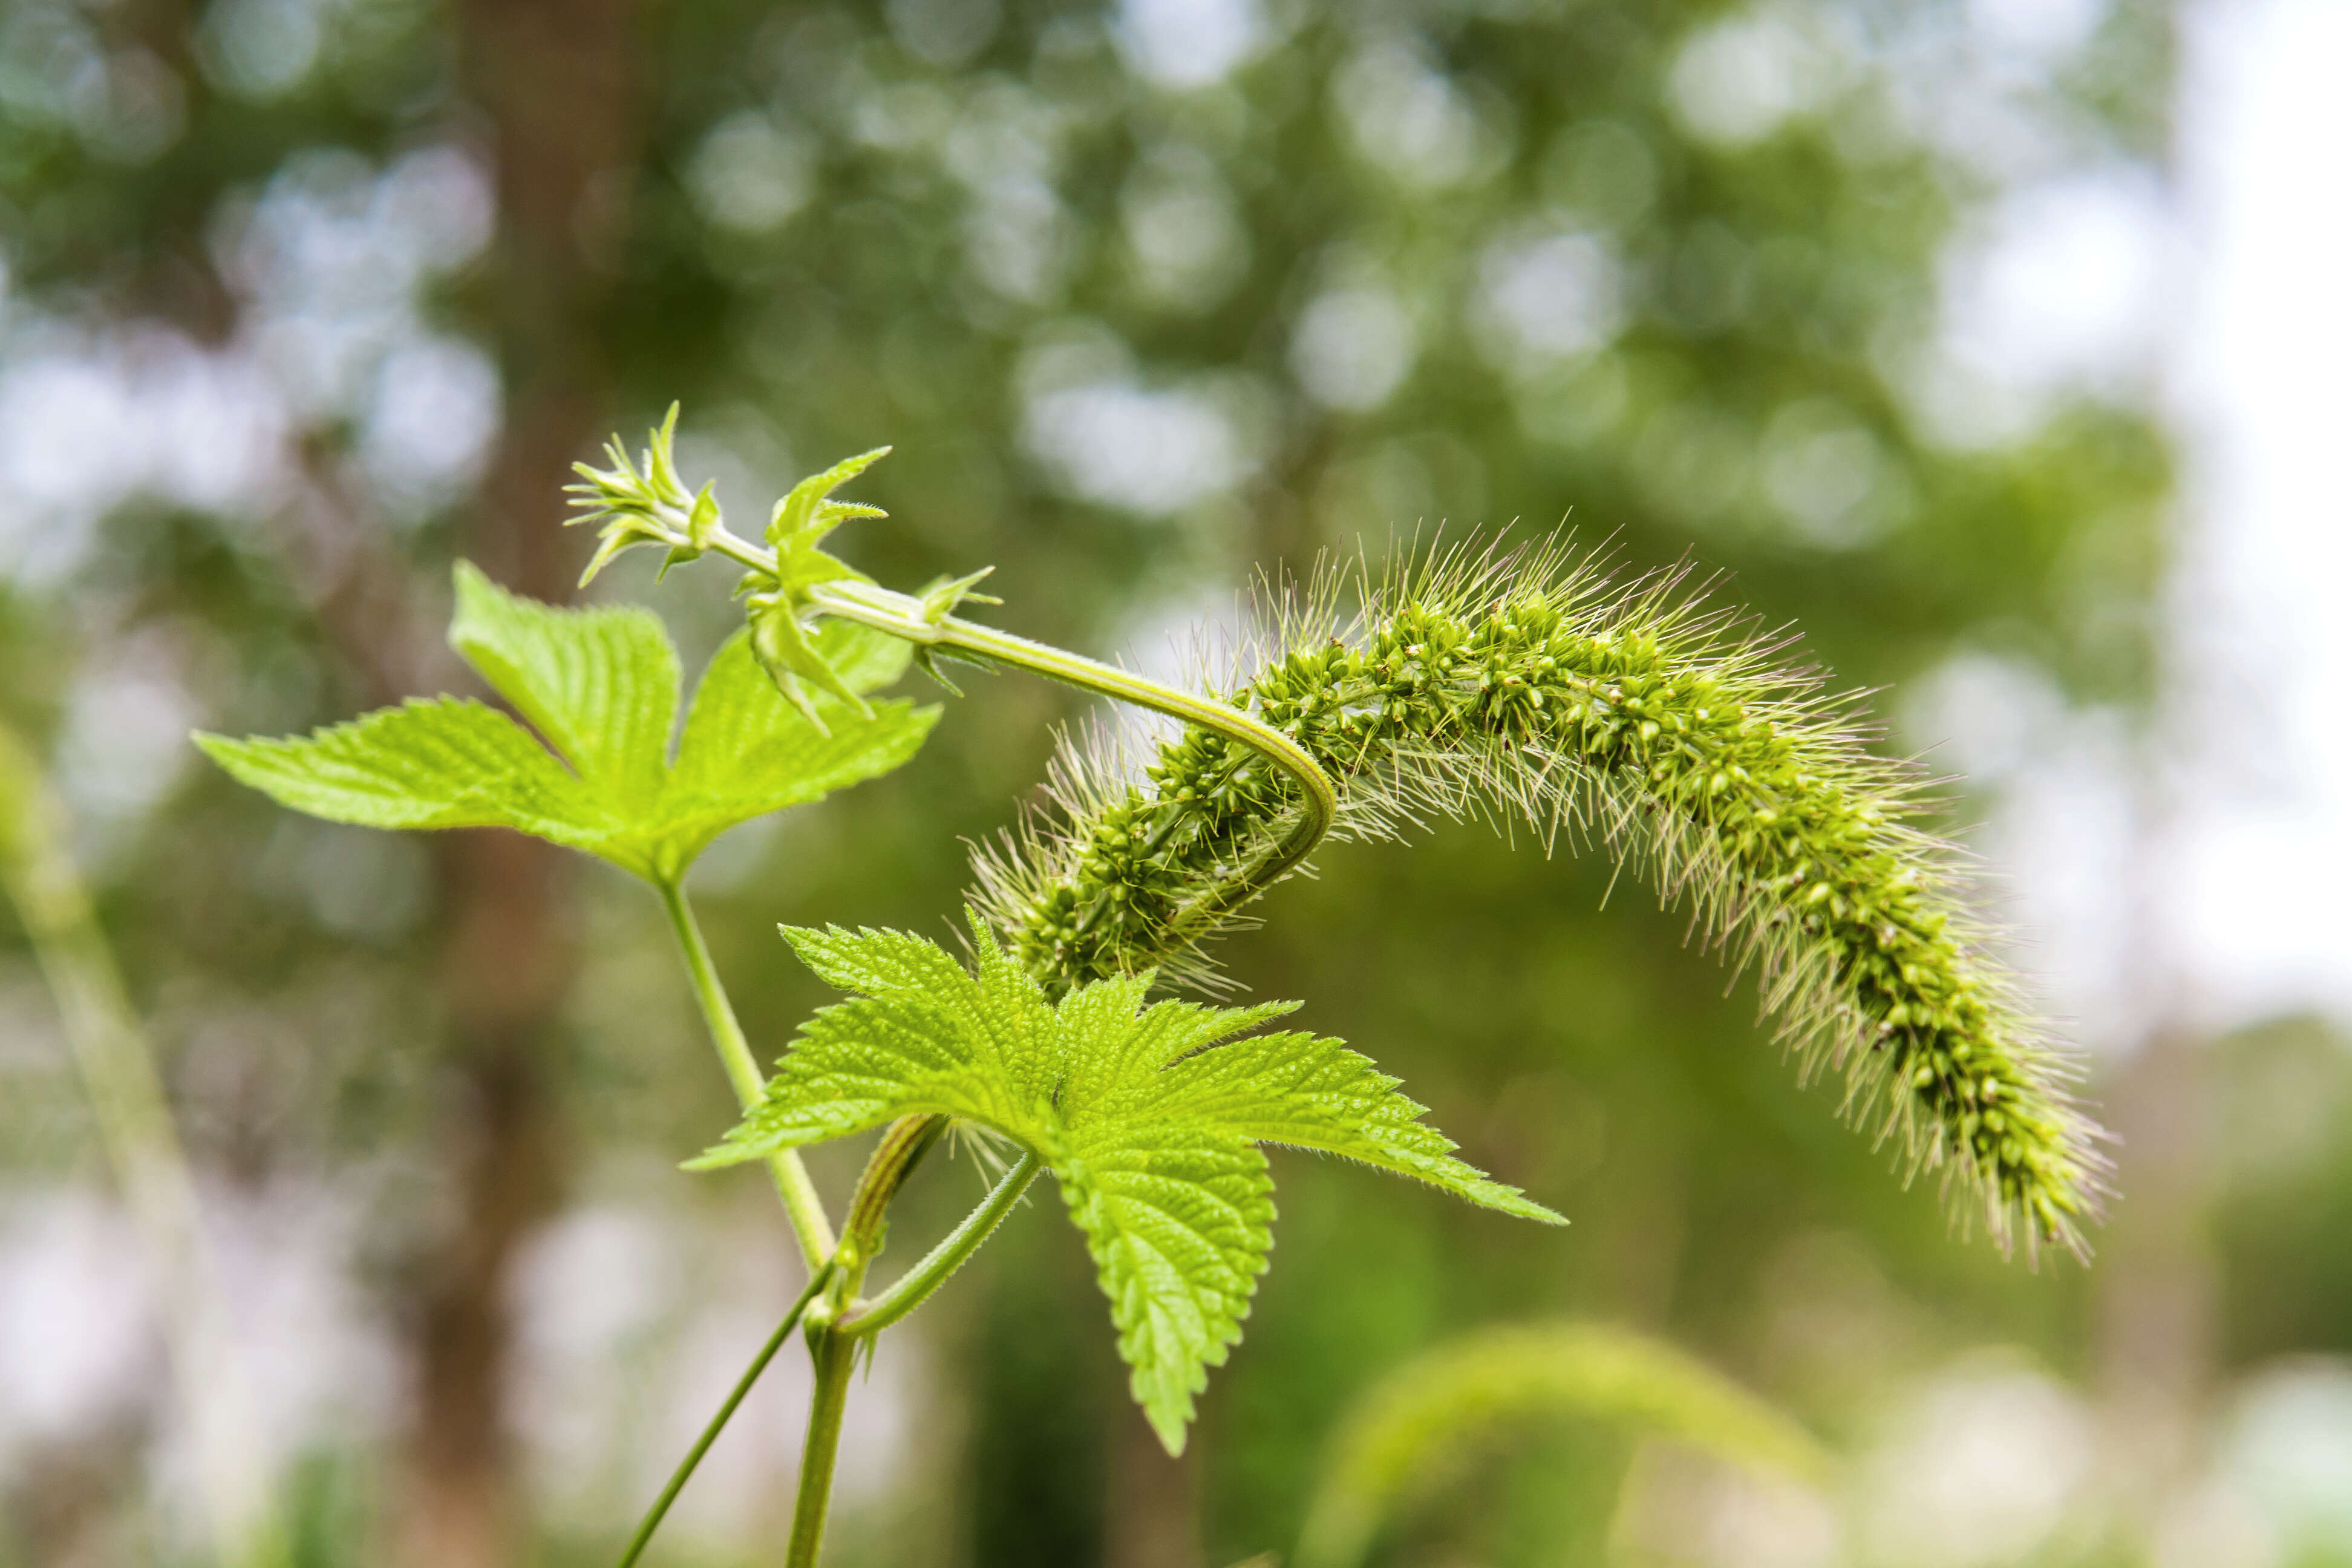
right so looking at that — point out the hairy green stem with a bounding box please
[785,1328,859,1568]
[785,1113,949,1567]
[616,1114,992,1568]
[838,1113,951,1266]
[629,1151,1031,1568]
[656,876,835,1269]
[613,1263,834,1568]
[627,1120,984,1568]
[808,580,1338,918]
[843,1149,1042,1338]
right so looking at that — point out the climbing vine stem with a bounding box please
[808,577,1338,932]
[842,1148,1042,1338]
[586,449,1347,1564]
[785,1113,950,1568]
[613,1261,835,1568]
[564,440,1341,973]
[656,875,835,1269]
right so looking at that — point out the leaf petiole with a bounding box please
[656,875,836,1269]
[841,1149,1042,1339]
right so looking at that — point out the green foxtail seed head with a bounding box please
[970,537,2109,1260]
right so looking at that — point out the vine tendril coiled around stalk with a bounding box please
[968,537,2108,1259]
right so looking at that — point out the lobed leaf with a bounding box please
[196,698,612,848]
[202,564,938,884]
[779,920,973,999]
[699,917,1560,1454]
[449,560,677,811]
[1059,1122,1273,1454]
[1135,1031,1565,1224]
[646,624,932,877]
[684,991,1016,1153]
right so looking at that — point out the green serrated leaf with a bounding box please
[780,921,973,998]
[1061,1121,1272,1454]
[203,564,938,884]
[195,698,613,847]
[695,916,1561,1454]
[450,561,677,809]
[766,446,892,549]
[648,626,936,880]
[1054,992,1296,1127]
[1136,1030,1566,1223]
[748,592,875,733]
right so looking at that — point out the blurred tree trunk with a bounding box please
[399,832,570,1568]
[1105,1423,1201,1568]
[394,1,640,1563]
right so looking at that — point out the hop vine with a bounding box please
[551,416,2107,1258]
[970,539,2108,1259]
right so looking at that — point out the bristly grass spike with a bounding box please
[970,534,2108,1261]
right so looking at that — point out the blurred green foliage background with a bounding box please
[8,0,2344,1564]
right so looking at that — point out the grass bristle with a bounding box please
[967,537,2109,1261]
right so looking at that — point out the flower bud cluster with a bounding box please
[976,549,2103,1256]
[564,404,723,588]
